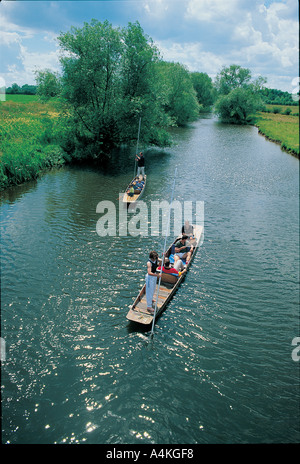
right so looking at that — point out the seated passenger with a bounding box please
[157,258,179,275]
[127,185,135,197]
[135,180,144,191]
[173,255,185,271]
[174,235,193,263]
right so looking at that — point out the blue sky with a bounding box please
[0,0,298,91]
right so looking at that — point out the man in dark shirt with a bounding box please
[136,152,145,178]
[174,235,193,263]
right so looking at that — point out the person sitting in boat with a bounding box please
[157,258,178,275]
[174,235,193,263]
[127,185,135,197]
[136,152,145,178]
[134,179,144,191]
[157,258,186,276]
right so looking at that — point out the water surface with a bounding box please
[1,116,299,444]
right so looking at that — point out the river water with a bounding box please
[1,115,299,444]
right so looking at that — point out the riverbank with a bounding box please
[0,97,67,191]
[254,105,299,159]
[1,97,299,191]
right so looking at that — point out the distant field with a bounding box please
[264,103,299,115]
[4,94,38,103]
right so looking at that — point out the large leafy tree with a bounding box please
[215,64,266,124]
[118,22,171,147]
[56,19,171,159]
[58,20,124,157]
[215,64,252,95]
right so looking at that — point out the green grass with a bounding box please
[0,99,66,190]
[4,94,39,103]
[254,110,299,157]
[264,103,299,115]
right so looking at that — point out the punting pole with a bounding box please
[150,166,178,338]
[134,117,142,178]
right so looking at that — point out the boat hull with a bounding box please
[122,176,147,204]
[126,225,203,326]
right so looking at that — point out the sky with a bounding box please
[0,0,299,92]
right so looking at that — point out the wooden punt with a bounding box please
[126,224,203,326]
[122,175,147,205]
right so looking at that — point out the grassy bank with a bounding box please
[254,104,299,158]
[0,96,66,190]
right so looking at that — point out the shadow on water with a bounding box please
[0,177,39,204]
[68,145,172,178]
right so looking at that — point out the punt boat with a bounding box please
[126,224,203,326]
[122,175,147,205]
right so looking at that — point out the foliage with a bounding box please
[56,20,173,159]
[156,62,200,125]
[215,64,265,124]
[214,64,252,95]
[190,72,215,110]
[6,83,37,95]
[0,100,65,190]
[35,70,62,101]
[259,87,298,106]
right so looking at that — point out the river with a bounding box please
[1,115,299,444]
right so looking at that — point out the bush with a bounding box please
[215,87,261,124]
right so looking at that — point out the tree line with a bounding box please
[6,83,37,95]
[7,20,298,159]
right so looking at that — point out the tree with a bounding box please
[58,19,124,157]
[214,64,265,124]
[35,70,61,101]
[157,62,200,126]
[215,87,262,124]
[118,22,170,146]
[190,72,215,110]
[10,83,21,94]
[57,19,172,158]
[215,64,252,95]
[21,84,36,95]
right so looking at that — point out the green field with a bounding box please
[0,97,66,190]
[254,105,299,157]
[4,94,39,103]
[264,103,299,115]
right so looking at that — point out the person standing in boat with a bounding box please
[136,152,145,178]
[182,220,194,237]
[145,251,162,314]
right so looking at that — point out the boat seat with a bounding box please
[157,273,178,285]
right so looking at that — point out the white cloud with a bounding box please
[232,2,298,72]
[19,43,60,74]
[155,40,224,77]
[0,5,61,86]
[185,0,240,21]
[144,0,170,18]
[0,0,298,91]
